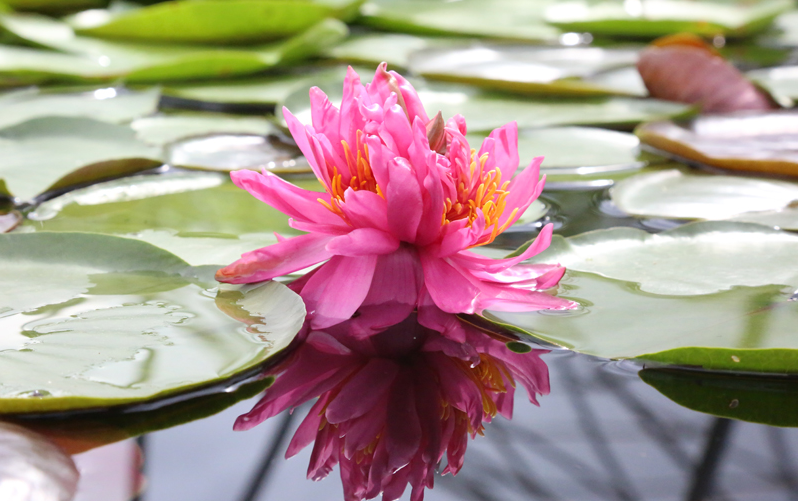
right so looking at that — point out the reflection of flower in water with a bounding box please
[216,64,575,328]
[235,303,550,501]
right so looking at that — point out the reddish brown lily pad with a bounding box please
[637,33,777,113]
[0,211,21,233]
[636,111,798,177]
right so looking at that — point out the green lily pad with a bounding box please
[0,232,305,414]
[22,171,322,265]
[508,199,548,230]
[70,0,360,44]
[0,45,111,87]
[514,221,798,296]
[763,10,798,47]
[466,127,661,177]
[636,112,798,178]
[409,45,646,97]
[360,0,560,42]
[0,116,162,202]
[167,134,309,174]
[748,65,798,107]
[3,0,105,14]
[641,368,798,427]
[0,13,348,83]
[282,77,693,133]
[131,113,277,147]
[0,87,159,130]
[611,168,798,229]
[544,0,793,38]
[325,33,462,69]
[489,270,798,373]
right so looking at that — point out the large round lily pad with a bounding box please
[489,222,798,373]
[167,134,309,174]
[0,232,305,414]
[283,77,692,133]
[636,112,798,177]
[409,45,645,97]
[611,168,798,229]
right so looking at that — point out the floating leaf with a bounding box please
[22,171,322,265]
[360,0,560,42]
[71,0,360,44]
[282,77,693,132]
[326,32,461,69]
[637,35,776,113]
[489,270,798,373]
[514,221,798,296]
[0,116,162,202]
[410,44,646,97]
[0,13,348,82]
[131,113,277,146]
[544,0,793,38]
[641,368,798,427]
[766,10,798,47]
[636,112,798,177]
[611,168,798,229]
[0,232,305,414]
[3,0,105,14]
[167,134,309,174]
[748,65,798,107]
[0,87,159,130]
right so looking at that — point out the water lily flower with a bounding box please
[234,302,550,501]
[216,63,575,328]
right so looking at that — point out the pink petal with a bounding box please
[496,157,545,230]
[283,107,332,187]
[385,370,422,471]
[339,188,389,229]
[419,252,481,314]
[326,359,399,424]
[326,228,400,256]
[363,245,423,307]
[215,232,333,283]
[303,255,379,329]
[479,121,519,179]
[453,223,555,275]
[386,157,424,243]
[285,396,328,457]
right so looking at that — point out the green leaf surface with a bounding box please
[71,0,358,44]
[0,13,347,82]
[21,171,323,265]
[0,232,304,414]
[409,44,647,97]
[167,134,309,174]
[489,270,798,373]
[516,221,798,296]
[325,33,463,69]
[3,0,106,14]
[360,0,560,42]
[0,87,159,130]
[611,168,798,229]
[640,368,798,427]
[130,113,277,147]
[282,77,693,133]
[636,112,798,178]
[0,116,162,201]
[748,65,798,107]
[544,0,793,38]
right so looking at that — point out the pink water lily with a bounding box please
[235,302,551,501]
[216,64,575,327]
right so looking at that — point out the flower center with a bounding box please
[443,149,518,247]
[317,130,382,219]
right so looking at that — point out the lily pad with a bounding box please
[360,0,560,42]
[611,168,798,229]
[4,0,105,14]
[282,77,693,133]
[489,270,798,373]
[641,368,798,427]
[514,221,798,296]
[167,134,309,174]
[748,65,798,107]
[544,0,793,38]
[0,232,305,414]
[130,113,277,147]
[636,112,798,177]
[22,171,322,265]
[467,126,660,176]
[409,44,646,97]
[325,33,462,69]
[0,116,162,202]
[70,0,360,44]
[0,87,159,130]
[0,13,348,82]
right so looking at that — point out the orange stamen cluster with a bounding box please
[318,130,382,220]
[443,149,518,247]
[451,354,515,435]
